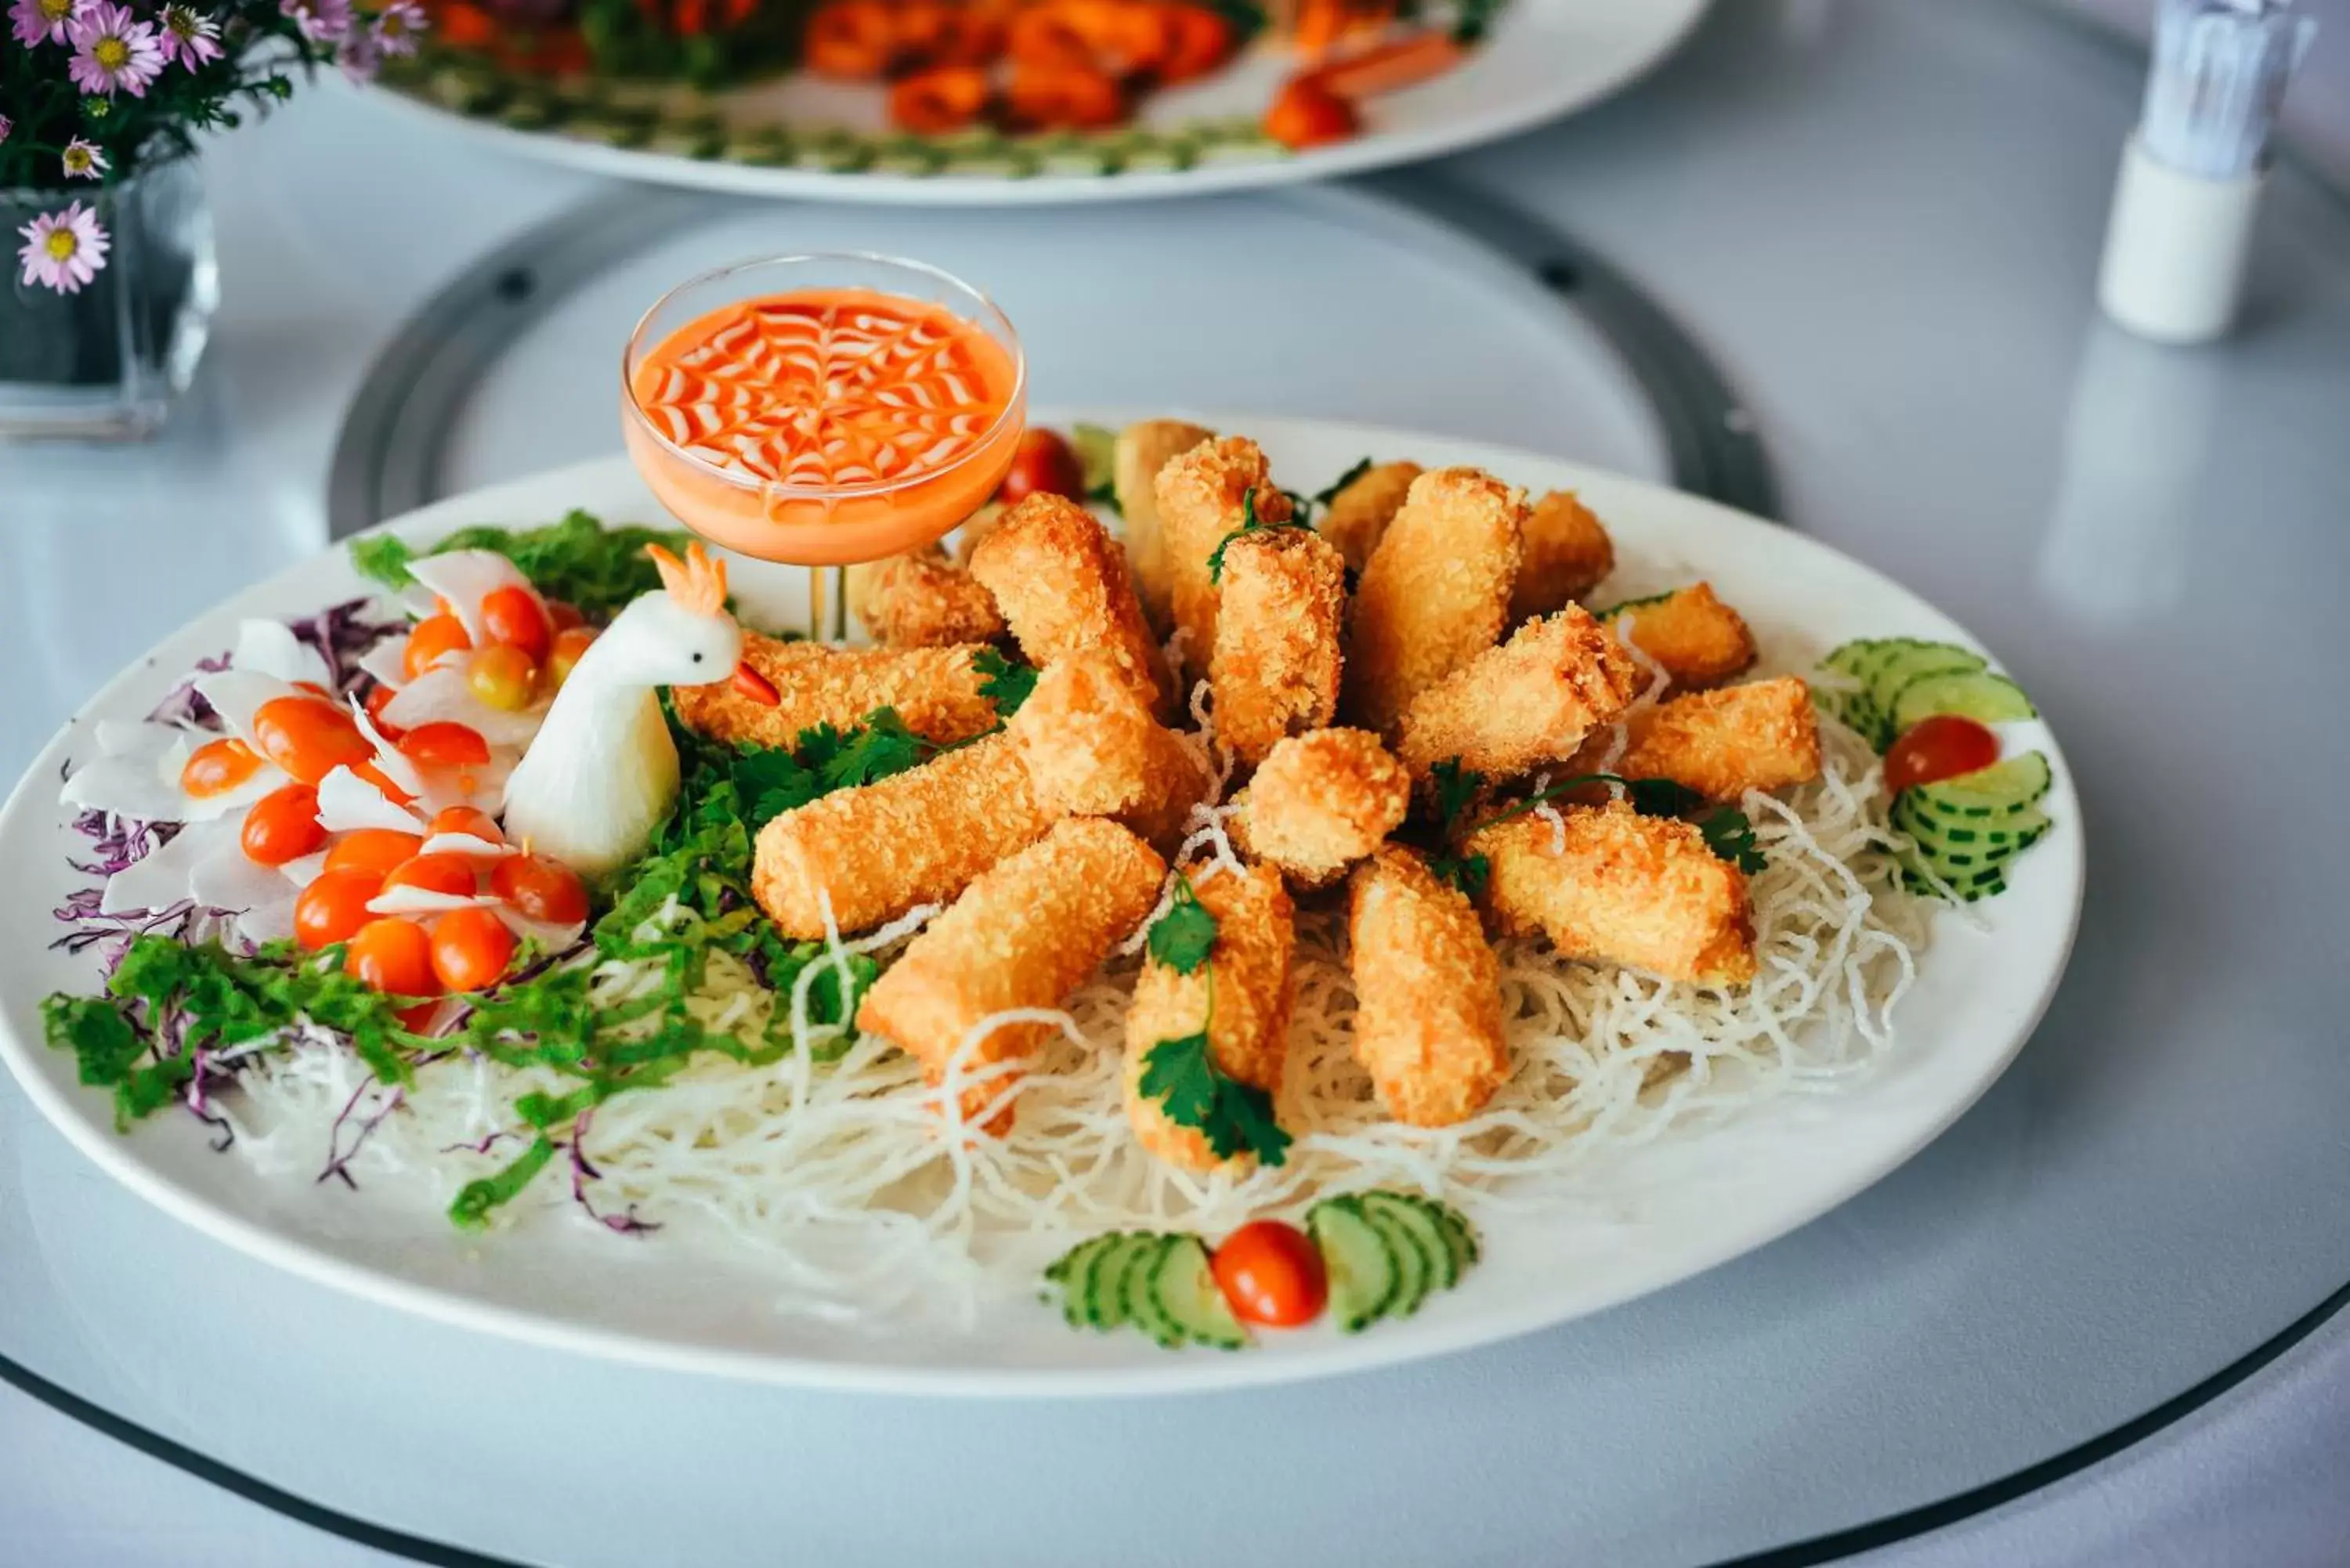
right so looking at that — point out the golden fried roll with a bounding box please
[1314,459,1421,573]
[967,493,1167,715]
[858,818,1166,1131]
[1227,728,1409,889]
[674,633,1001,752]
[1342,466,1526,735]
[1508,490,1616,622]
[1112,418,1215,634]
[1394,606,1646,784]
[1600,583,1758,691]
[1471,801,1756,985]
[751,732,1052,939]
[1209,526,1347,768]
[1153,435,1294,672]
[847,548,1004,648]
[1123,863,1296,1172]
[1347,847,1510,1127]
[1008,650,1212,854]
[1568,677,1822,803]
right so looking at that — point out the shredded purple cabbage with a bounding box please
[319,1080,407,1189]
[567,1110,659,1236]
[147,651,230,728]
[291,595,410,693]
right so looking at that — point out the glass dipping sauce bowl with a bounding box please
[620,253,1026,569]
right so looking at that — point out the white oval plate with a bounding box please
[0,416,2082,1396]
[376,0,1708,205]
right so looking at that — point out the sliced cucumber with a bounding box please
[1084,1233,1155,1331]
[1891,789,2049,902]
[1049,1235,1115,1326]
[1310,1198,1398,1333]
[1361,1201,1433,1318]
[1123,1235,1190,1349]
[1408,1196,1480,1278]
[1889,670,2036,733]
[1363,1193,1457,1292]
[1153,1235,1249,1350]
[1817,638,1903,741]
[1929,752,2053,811]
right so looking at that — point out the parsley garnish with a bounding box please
[1426,757,1492,897]
[1473,771,1767,874]
[1312,456,1373,508]
[1133,876,1290,1165]
[1206,486,1304,583]
[349,510,698,621]
[972,647,1039,719]
[450,1136,557,1229]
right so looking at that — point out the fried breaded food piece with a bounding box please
[1113,419,1215,634]
[1567,677,1822,802]
[1210,526,1347,768]
[1314,459,1421,573]
[847,547,1005,648]
[1508,490,1616,622]
[751,733,1052,939]
[967,493,1167,715]
[948,501,1008,567]
[1342,467,1526,735]
[1124,862,1296,1173]
[1601,583,1758,691]
[858,818,1166,1131]
[1394,605,1646,784]
[1347,847,1509,1127]
[1154,435,1295,674]
[674,633,1000,750]
[1227,728,1409,889]
[1008,650,1211,854]
[1471,801,1756,985]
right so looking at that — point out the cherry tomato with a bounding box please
[293,868,385,951]
[403,613,474,680]
[251,696,373,786]
[324,828,425,879]
[466,645,540,712]
[428,906,519,992]
[179,736,263,799]
[491,852,589,925]
[1211,1219,1328,1328]
[428,805,504,844]
[351,761,417,806]
[292,681,332,699]
[397,1001,442,1034]
[344,916,440,997]
[544,600,587,633]
[382,853,478,898]
[994,428,1086,506]
[362,682,406,741]
[1885,714,2001,793]
[1264,76,1360,150]
[396,721,491,769]
[480,584,553,661]
[240,784,325,866]
[546,626,598,688]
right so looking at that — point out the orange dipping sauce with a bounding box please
[624,287,1025,565]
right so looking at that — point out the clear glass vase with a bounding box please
[1,158,218,441]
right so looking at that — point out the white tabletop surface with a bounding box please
[5,2,2350,1564]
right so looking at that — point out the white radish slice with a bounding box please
[316,766,426,835]
[193,669,302,746]
[356,638,412,690]
[348,697,426,800]
[367,887,490,917]
[94,719,178,761]
[379,668,548,748]
[99,820,230,916]
[191,842,301,918]
[405,551,533,645]
[419,832,514,861]
[61,750,189,822]
[497,909,587,952]
[279,851,331,888]
[400,585,441,623]
[231,618,335,689]
[233,901,298,948]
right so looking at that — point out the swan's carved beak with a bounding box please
[732,661,780,706]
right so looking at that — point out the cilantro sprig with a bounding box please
[1425,758,1492,898]
[1134,876,1291,1166]
[349,510,698,621]
[1312,456,1374,509]
[972,647,1039,719]
[1206,486,1304,584]
[1470,768,1768,876]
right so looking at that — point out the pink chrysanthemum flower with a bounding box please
[371,0,425,56]
[335,26,378,80]
[60,137,108,180]
[157,3,222,66]
[280,0,349,43]
[0,115,12,146]
[67,2,164,96]
[17,202,111,294]
[9,0,85,47]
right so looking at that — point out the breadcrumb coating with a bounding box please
[1567,677,1822,802]
[1508,490,1616,622]
[1152,435,1294,673]
[857,818,1166,1132]
[1209,526,1347,767]
[1314,459,1421,573]
[1472,801,1757,985]
[1394,605,1646,783]
[967,493,1168,714]
[1008,649,1211,854]
[1112,419,1214,634]
[1347,847,1510,1127]
[750,732,1051,940]
[1603,582,1758,691]
[1342,466,1525,735]
[1123,862,1297,1172]
[848,548,1006,648]
[673,633,1000,750]
[1227,728,1409,889]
